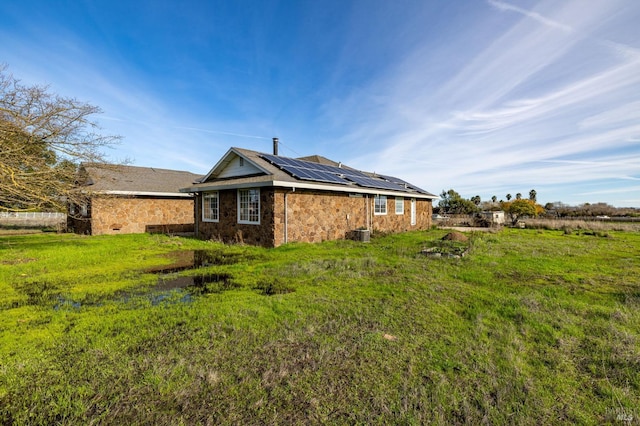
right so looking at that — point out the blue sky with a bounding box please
[2,0,639,207]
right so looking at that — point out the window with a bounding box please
[395,197,404,215]
[374,195,387,215]
[202,192,219,222]
[238,188,260,224]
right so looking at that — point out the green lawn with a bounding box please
[1,229,639,425]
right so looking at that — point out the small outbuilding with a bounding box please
[180,144,437,247]
[68,163,201,235]
[480,210,505,225]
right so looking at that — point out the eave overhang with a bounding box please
[180,180,437,200]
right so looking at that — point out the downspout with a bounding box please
[194,193,200,238]
[284,187,295,244]
[366,194,370,230]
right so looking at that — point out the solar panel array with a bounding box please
[281,166,347,184]
[260,153,431,194]
[378,174,430,194]
[345,175,408,191]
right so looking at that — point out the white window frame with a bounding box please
[202,192,219,222]
[238,188,260,224]
[395,197,404,215]
[374,195,387,215]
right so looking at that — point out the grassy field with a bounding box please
[1,229,638,425]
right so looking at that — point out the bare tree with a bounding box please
[0,66,120,211]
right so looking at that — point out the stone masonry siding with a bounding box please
[196,187,432,247]
[370,196,432,234]
[87,196,194,235]
[274,189,431,246]
[273,189,368,246]
[196,189,276,247]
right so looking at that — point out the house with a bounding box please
[68,163,202,235]
[180,143,437,247]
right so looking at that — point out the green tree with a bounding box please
[0,66,120,211]
[438,189,479,214]
[501,199,541,225]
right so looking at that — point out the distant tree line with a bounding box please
[434,189,638,225]
[542,202,639,218]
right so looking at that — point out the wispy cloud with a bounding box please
[333,0,640,205]
[487,0,573,33]
[173,127,270,140]
[3,0,638,206]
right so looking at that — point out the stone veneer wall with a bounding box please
[196,189,276,247]
[370,196,432,234]
[272,189,368,246]
[273,189,432,246]
[196,187,432,247]
[88,196,194,235]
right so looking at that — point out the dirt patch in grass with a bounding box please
[421,232,472,258]
[442,231,469,242]
[0,257,36,265]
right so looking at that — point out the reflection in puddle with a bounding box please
[154,273,237,295]
[55,273,236,309]
[146,249,248,274]
[55,250,243,309]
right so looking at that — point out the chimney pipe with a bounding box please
[273,137,279,155]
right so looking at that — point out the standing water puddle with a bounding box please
[138,249,242,300]
[55,249,243,309]
[146,249,247,273]
[153,273,236,295]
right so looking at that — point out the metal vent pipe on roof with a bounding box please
[273,137,279,155]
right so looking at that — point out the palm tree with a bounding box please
[491,195,497,203]
[506,193,512,201]
[516,193,522,200]
[529,189,537,202]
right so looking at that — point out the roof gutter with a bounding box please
[97,190,194,198]
[181,180,437,200]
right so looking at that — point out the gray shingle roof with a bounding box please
[79,164,202,195]
[181,147,436,199]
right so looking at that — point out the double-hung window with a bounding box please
[238,188,260,224]
[395,197,404,215]
[374,195,387,215]
[202,192,219,222]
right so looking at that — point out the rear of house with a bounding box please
[69,164,201,235]
[181,146,436,247]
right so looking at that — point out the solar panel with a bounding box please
[261,153,427,193]
[345,175,408,191]
[282,165,349,184]
[261,154,368,178]
[377,174,431,194]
